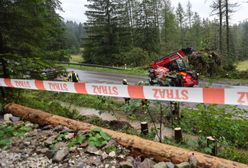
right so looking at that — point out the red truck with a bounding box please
[149,48,199,87]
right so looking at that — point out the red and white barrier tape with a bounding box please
[0,78,247,106]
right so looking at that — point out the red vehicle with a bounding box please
[149,48,198,87]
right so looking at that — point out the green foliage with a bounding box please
[0,0,67,79]
[0,123,32,149]
[68,134,86,148]
[120,48,157,67]
[87,128,111,148]
[218,147,248,164]
[177,104,248,149]
[105,145,121,154]
[15,90,87,121]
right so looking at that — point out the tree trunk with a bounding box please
[219,0,223,54]
[225,0,230,56]
[4,103,248,168]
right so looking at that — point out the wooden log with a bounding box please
[4,103,248,168]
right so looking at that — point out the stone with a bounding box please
[175,162,190,168]
[10,116,20,122]
[165,162,175,168]
[53,125,64,132]
[75,159,86,168]
[44,135,57,146]
[54,142,67,150]
[69,147,77,152]
[138,158,155,168]
[120,161,133,168]
[42,125,54,130]
[46,150,56,159]
[104,139,117,149]
[109,151,116,157]
[101,152,108,160]
[126,156,134,163]
[118,154,125,159]
[86,146,102,155]
[36,148,49,154]
[188,154,197,168]
[65,133,74,140]
[153,162,167,168]
[218,165,228,168]
[53,147,69,162]
[80,141,88,148]
[86,156,101,166]
[25,122,34,128]
[4,114,13,122]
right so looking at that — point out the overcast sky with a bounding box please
[58,0,248,24]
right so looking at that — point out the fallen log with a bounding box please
[4,103,247,168]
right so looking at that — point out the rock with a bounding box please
[126,156,134,163]
[165,162,175,168]
[109,151,116,157]
[86,156,101,166]
[25,122,34,128]
[10,116,20,122]
[69,147,77,152]
[23,141,31,146]
[36,148,49,154]
[44,135,57,146]
[53,147,69,162]
[153,162,167,168]
[218,165,228,168]
[4,113,13,122]
[188,153,197,168]
[80,141,88,148]
[65,133,74,140]
[138,158,155,168]
[46,150,56,159]
[120,161,133,168]
[104,139,117,149]
[101,152,108,160]
[53,125,64,132]
[118,154,125,159]
[42,125,54,130]
[54,142,67,150]
[86,146,102,155]
[175,162,190,168]
[75,159,86,168]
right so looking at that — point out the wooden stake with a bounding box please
[207,136,217,156]
[140,122,148,135]
[174,127,182,143]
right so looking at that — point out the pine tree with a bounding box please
[210,0,224,53]
[84,0,132,65]
[186,1,193,28]
[176,3,185,47]
[160,0,179,53]
[0,0,65,78]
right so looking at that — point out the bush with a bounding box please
[177,104,248,149]
[121,47,155,67]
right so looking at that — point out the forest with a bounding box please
[0,0,248,78]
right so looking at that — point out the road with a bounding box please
[68,68,248,88]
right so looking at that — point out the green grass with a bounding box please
[70,54,84,63]
[59,64,148,76]
[236,60,248,72]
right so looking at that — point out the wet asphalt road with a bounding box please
[68,68,147,85]
[68,68,248,88]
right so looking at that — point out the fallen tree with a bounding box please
[4,103,247,168]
